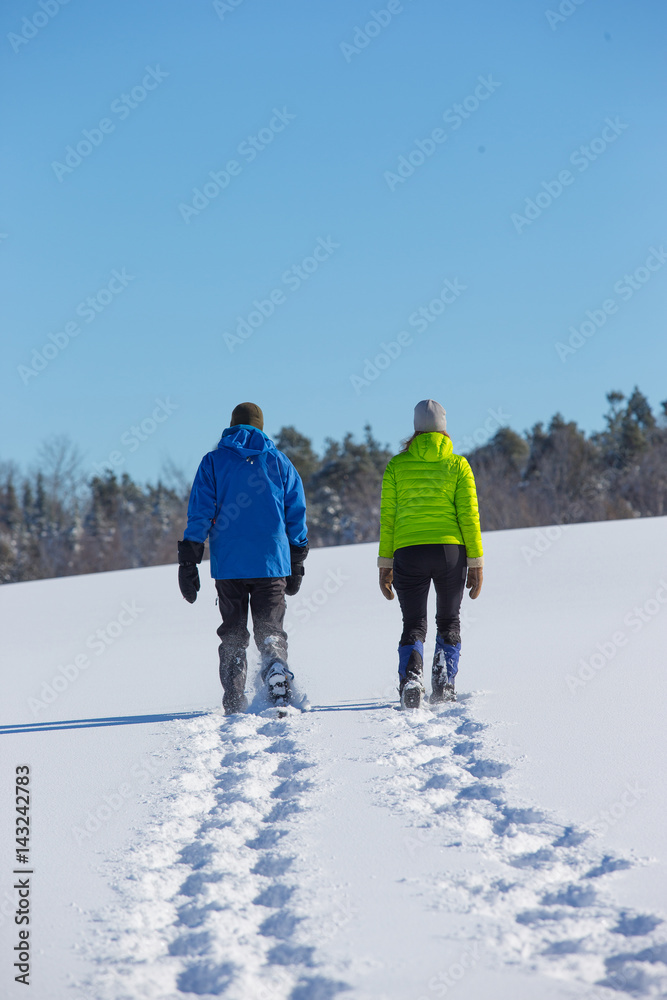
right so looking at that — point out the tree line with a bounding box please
[1,388,665,584]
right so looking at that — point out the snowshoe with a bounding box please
[266,663,294,717]
[400,677,425,710]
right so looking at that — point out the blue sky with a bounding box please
[2,0,666,483]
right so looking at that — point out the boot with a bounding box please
[431,637,460,703]
[220,650,248,715]
[398,642,425,709]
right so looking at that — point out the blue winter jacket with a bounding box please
[184,425,308,580]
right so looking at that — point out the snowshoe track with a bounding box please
[373,693,667,997]
[80,711,350,1000]
[78,693,666,998]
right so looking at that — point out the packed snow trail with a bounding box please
[372,697,667,998]
[78,693,667,1000]
[2,517,667,998]
[82,709,352,999]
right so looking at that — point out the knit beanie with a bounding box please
[230,402,264,430]
[414,399,447,433]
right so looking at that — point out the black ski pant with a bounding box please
[215,577,288,709]
[393,544,467,650]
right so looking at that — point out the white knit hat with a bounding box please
[414,399,447,433]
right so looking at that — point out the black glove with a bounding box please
[285,543,308,597]
[178,539,205,604]
[285,566,304,596]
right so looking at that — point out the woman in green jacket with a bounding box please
[378,400,483,708]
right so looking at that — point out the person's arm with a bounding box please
[378,462,397,566]
[283,459,308,549]
[283,459,308,595]
[454,457,484,598]
[378,462,397,599]
[184,455,217,543]
[178,456,216,603]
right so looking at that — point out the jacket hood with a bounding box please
[408,432,453,462]
[219,425,272,458]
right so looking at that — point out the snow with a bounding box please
[1,515,667,999]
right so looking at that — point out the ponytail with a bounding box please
[400,430,451,453]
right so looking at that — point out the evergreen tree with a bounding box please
[595,387,656,467]
[308,426,392,545]
[1,391,665,583]
[274,426,320,485]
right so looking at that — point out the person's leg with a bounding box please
[431,544,467,698]
[392,546,435,690]
[247,577,289,682]
[215,579,250,713]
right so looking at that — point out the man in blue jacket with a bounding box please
[178,402,309,714]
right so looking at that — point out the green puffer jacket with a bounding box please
[378,432,483,565]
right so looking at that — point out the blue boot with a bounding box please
[431,636,460,703]
[398,641,425,709]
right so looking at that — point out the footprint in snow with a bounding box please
[164,712,345,996]
[375,693,667,997]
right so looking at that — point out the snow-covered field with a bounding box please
[2,515,667,999]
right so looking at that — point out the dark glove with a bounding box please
[178,539,205,604]
[285,543,308,597]
[179,564,200,603]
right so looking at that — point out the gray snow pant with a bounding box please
[215,577,288,710]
